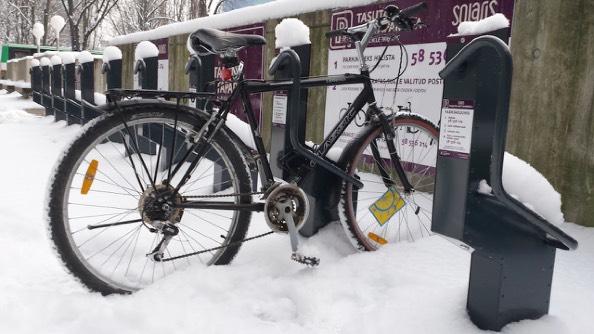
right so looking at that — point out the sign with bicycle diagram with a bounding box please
[324,0,514,163]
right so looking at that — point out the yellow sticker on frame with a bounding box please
[368,186,405,226]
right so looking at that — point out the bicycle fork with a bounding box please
[372,112,415,193]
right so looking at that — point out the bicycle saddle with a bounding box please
[189,28,266,56]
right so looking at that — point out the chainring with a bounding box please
[263,184,310,233]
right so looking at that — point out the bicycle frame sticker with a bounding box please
[369,186,406,226]
[438,99,474,159]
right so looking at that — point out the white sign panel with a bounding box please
[272,94,288,125]
[438,100,474,159]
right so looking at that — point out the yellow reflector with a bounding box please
[368,232,388,245]
[81,159,99,195]
[368,186,406,226]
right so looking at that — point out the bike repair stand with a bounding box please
[432,35,578,331]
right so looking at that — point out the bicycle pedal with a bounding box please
[291,253,320,267]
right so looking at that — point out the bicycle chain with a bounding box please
[157,190,269,262]
[160,230,274,262]
[183,191,265,199]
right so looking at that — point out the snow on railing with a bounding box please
[108,0,379,46]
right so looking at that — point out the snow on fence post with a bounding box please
[134,41,159,90]
[50,55,66,122]
[40,57,53,116]
[60,52,81,125]
[102,46,123,92]
[30,59,42,105]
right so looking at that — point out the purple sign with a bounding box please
[215,24,265,127]
[153,38,168,59]
[329,0,514,50]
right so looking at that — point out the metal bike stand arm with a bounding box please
[440,35,577,251]
[269,49,363,188]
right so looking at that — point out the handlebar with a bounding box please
[399,2,428,18]
[325,28,348,38]
[325,2,427,39]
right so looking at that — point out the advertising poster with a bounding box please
[214,24,265,127]
[324,0,514,155]
[154,38,169,91]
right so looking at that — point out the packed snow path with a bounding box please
[0,97,593,333]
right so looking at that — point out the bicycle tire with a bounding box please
[339,114,439,251]
[46,102,253,294]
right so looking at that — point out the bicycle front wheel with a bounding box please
[339,115,438,251]
[46,102,253,294]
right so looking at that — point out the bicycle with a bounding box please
[46,2,438,294]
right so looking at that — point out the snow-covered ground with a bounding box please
[0,92,593,333]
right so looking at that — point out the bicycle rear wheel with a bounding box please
[46,103,253,294]
[339,115,438,251]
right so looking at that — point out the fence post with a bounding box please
[50,55,66,122]
[40,57,53,116]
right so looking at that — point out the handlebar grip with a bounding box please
[325,29,348,38]
[399,2,428,18]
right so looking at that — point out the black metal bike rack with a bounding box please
[432,35,578,331]
[62,61,82,125]
[78,58,102,122]
[41,61,53,116]
[30,64,42,105]
[51,61,66,122]
[268,47,360,237]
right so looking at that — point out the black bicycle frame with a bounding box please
[169,70,413,211]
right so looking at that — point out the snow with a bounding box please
[0,91,42,112]
[477,179,493,195]
[503,152,565,225]
[50,55,62,66]
[0,91,593,333]
[31,22,44,40]
[59,52,78,65]
[455,13,510,36]
[49,15,66,33]
[0,80,31,89]
[13,80,31,89]
[102,46,123,63]
[94,92,107,105]
[225,113,256,150]
[40,57,51,67]
[135,41,159,60]
[77,51,95,64]
[109,0,380,46]
[275,18,311,49]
